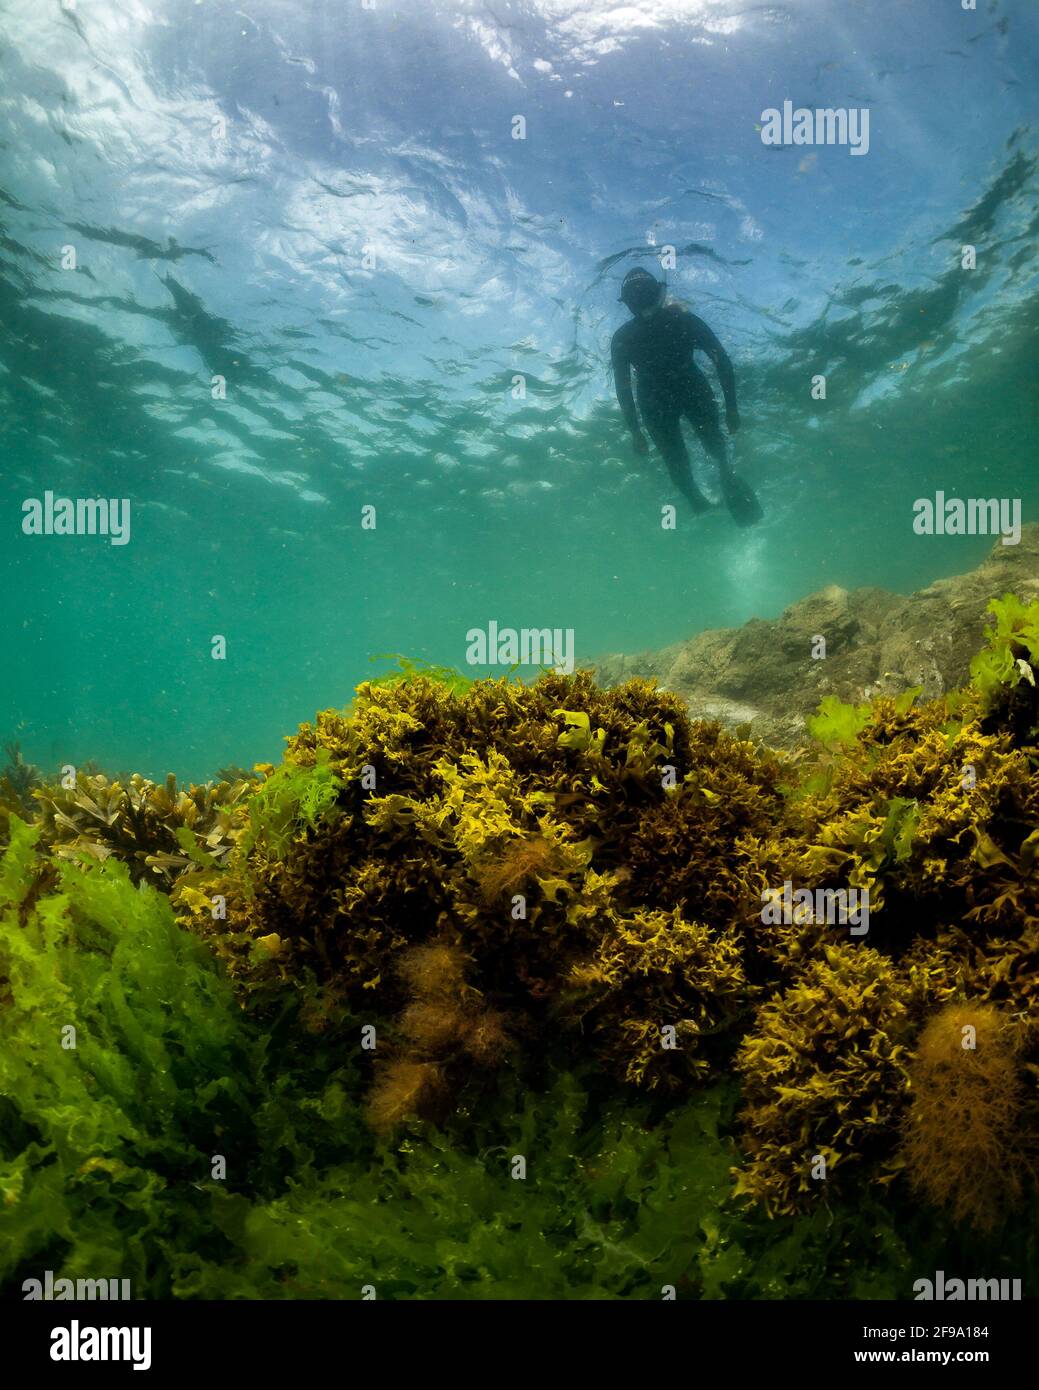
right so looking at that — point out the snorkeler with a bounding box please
[611,267,763,526]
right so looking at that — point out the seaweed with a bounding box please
[0,818,258,1294]
[898,1002,1035,1232]
[4,601,1039,1298]
[0,740,42,844]
[187,674,771,1118]
[32,771,252,886]
[164,612,1039,1246]
[366,653,475,697]
[733,944,914,1214]
[214,763,262,785]
[970,593,1039,743]
[806,695,872,749]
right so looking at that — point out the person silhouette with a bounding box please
[611,267,762,525]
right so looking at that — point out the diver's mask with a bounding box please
[619,268,664,317]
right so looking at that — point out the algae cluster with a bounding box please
[2,600,1038,1299]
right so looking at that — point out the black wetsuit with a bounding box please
[611,303,737,510]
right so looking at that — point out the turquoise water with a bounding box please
[2,0,1037,781]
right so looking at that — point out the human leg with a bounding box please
[641,410,712,514]
[682,373,763,526]
[681,372,733,480]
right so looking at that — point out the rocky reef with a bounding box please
[593,525,1039,748]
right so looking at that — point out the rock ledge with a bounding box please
[592,527,1039,747]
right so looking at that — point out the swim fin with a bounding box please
[721,472,764,527]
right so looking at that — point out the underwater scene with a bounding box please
[2,0,1039,1336]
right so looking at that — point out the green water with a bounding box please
[2,0,1037,780]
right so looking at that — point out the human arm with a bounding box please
[611,328,646,450]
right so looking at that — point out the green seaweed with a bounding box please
[0,818,255,1293]
[367,654,475,696]
[238,753,344,861]
[806,695,872,749]
[0,741,42,846]
[969,593,1039,742]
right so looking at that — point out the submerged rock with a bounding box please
[592,524,1039,747]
